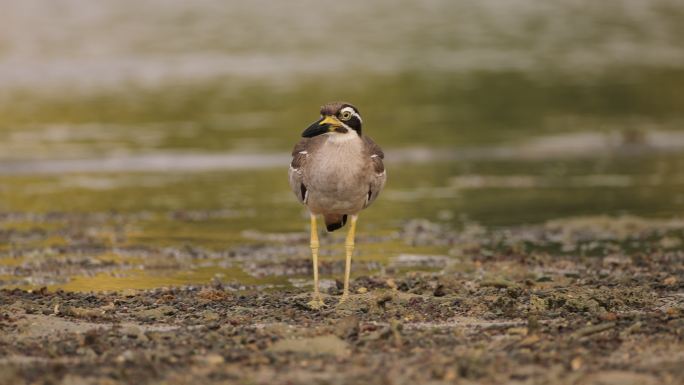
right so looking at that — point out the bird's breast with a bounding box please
[304,139,370,212]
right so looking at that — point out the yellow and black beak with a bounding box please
[302,115,341,138]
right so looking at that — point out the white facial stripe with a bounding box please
[340,107,362,123]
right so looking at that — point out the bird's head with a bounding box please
[301,102,362,138]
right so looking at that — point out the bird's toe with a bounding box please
[307,297,326,310]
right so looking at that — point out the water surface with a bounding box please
[1,0,684,291]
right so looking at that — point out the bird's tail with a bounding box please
[324,214,348,232]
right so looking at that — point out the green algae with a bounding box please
[52,266,289,292]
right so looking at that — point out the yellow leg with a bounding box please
[340,215,358,303]
[307,214,325,309]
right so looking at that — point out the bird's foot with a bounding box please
[307,296,326,310]
[337,293,350,305]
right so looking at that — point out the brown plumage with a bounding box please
[319,101,354,116]
[288,110,386,230]
[288,102,386,308]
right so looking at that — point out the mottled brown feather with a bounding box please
[290,138,310,169]
[288,136,326,205]
[363,135,385,174]
[320,101,356,116]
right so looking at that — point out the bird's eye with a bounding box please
[339,111,352,121]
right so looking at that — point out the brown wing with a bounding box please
[363,135,387,208]
[288,138,310,204]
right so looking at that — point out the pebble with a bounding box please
[197,354,225,365]
[334,315,360,340]
[518,334,540,347]
[135,305,176,320]
[201,310,220,322]
[269,335,350,358]
[582,370,658,385]
[121,325,143,338]
[115,350,136,364]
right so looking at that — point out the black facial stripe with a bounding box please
[334,126,348,133]
[344,115,362,134]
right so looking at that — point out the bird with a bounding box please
[288,102,386,309]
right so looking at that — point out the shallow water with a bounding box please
[2,149,683,291]
[1,0,684,291]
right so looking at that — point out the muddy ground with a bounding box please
[1,217,683,385]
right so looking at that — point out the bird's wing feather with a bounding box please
[364,135,387,208]
[288,138,310,204]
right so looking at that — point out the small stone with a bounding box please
[518,334,540,347]
[663,276,677,286]
[583,370,657,385]
[158,305,176,315]
[66,306,102,319]
[620,322,642,337]
[198,354,225,365]
[269,335,349,358]
[135,305,175,320]
[202,310,220,322]
[507,327,528,336]
[121,325,142,338]
[115,350,136,364]
[603,255,631,267]
[375,291,394,307]
[197,288,230,301]
[433,284,447,297]
[443,368,457,381]
[356,287,368,294]
[599,312,617,321]
[571,356,583,371]
[659,236,682,249]
[121,289,138,297]
[363,326,391,341]
[334,315,360,340]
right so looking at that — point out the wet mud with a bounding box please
[1,216,683,384]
